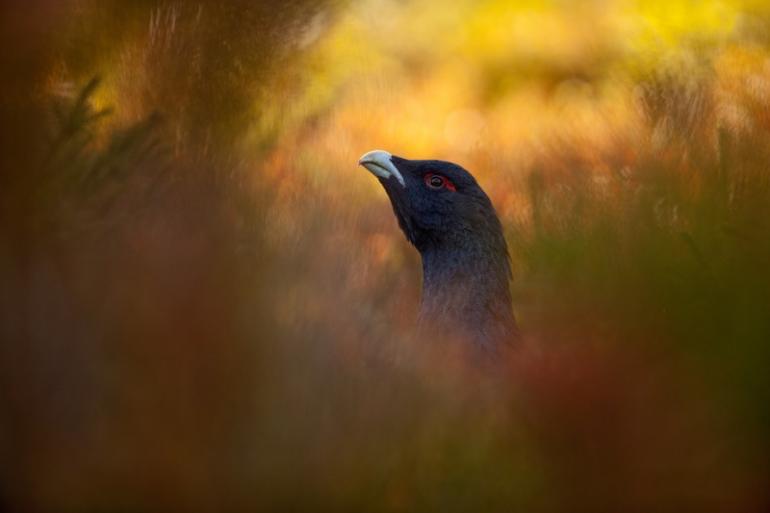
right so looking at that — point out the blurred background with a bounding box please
[1,0,769,511]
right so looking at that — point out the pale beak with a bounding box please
[358,149,406,187]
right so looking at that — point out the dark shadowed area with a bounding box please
[1,1,769,512]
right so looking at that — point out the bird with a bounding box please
[358,149,518,355]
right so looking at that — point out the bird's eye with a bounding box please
[424,173,456,191]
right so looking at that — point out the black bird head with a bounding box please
[359,150,518,354]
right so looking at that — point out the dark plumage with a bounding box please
[359,150,518,354]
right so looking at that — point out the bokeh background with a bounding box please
[1,0,770,511]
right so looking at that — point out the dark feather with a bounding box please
[361,152,519,355]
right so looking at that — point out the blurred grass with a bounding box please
[1,0,770,512]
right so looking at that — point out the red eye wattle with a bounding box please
[424,173,456,191]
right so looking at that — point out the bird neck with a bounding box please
[419,243,516,350]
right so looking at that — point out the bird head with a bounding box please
[358,149,517,352]
[358,149,506,255]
